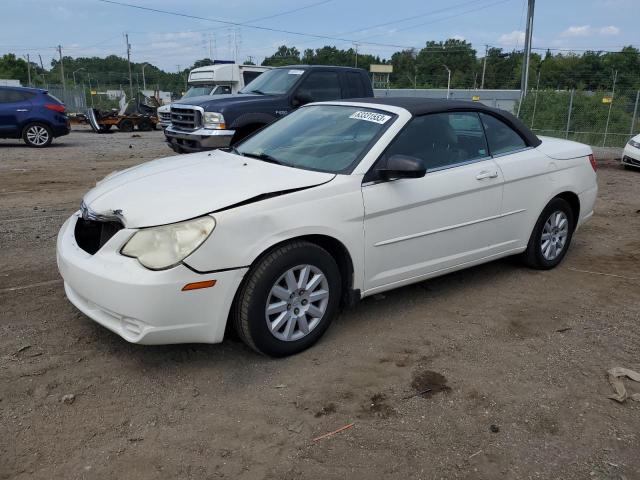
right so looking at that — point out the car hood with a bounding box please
[82,150,335,228]
[174,93,275,111]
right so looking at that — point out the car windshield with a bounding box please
[239,68,304,95]
[235,105,395,173]
[183,85,217,98]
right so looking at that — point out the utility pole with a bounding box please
[520,0,535,100]
[24,54,32,86]
[141,63,148,91]
[354,43,359,68]
[481,44,488,89]
[57,45,66,94]
[208,33,213,61]
[444,64,451,99]
[125,33,134,105]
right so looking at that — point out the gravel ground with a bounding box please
[1,126,639,479]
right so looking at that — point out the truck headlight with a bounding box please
[628,139,640,149]
[121,216,215,270]
[203,112,226,129]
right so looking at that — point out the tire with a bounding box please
[22,123,53,148]
[523,198,575,269]
[137,118,152,131]
[233,241,342,357]
[100,124,112,132]
[117,119,134,132]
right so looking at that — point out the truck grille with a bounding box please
[158,111,171,122]
[170,106,201,130]
[74,218,124,255]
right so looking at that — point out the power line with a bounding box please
[95,0,417,50]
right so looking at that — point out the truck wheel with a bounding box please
[233,241,341,357]
[23,123,53,148]
[117,119,134,132]
[137,118,152,131]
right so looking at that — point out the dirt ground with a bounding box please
[1,126,639,480]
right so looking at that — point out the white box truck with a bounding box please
[157,62,270,128]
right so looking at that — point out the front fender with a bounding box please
[229,112,276,129]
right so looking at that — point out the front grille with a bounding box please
[74,218,124,255]
[158,111,171,122]
[623,155,640,167]
[170,106,201,130]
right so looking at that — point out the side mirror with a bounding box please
[378,155,427,181]
[292,91,313,107]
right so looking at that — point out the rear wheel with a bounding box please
[23,123,52,148]
[233,241,341,357]
[523,198,575,269]
[117,119,134,132]
[137,118,152,131]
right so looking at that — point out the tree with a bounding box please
[262,46,301,67]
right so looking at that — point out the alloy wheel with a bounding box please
[541,210,569,261]
[265,264,329,342]
[26,125,49,146]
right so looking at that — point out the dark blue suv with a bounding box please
[0,86,70,147]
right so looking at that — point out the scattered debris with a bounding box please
[131,134,141,138]
[312,423,354,442]
[274,384,287,389]
[61,394,75,405]
[367,393,395,418]
[469,450,483,459]
[555,327,572,333]
[128,437,144,442]
[314,403,336,417]
[490,424,500,433]
[567,267,638,281]
[287,422,304,433]
[15,345,31,354]
[607,367,640,403]
[402,388,432,400]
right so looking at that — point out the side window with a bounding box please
[343,72,365,98]
[384,112,488,171]
[296,71,341,102]
[242,71,262,85]
[0,91,32,103]
[480,113,527,155]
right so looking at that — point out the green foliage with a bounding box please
[518,89,640,147]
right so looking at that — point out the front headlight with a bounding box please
[121,216,215,270]
[203,111,226,129]
[628,139,640,149]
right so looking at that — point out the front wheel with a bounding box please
[23,123,53,148]
[233,241,341,357]
[523,198,575,269]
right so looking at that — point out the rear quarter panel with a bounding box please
[493,146,596,249]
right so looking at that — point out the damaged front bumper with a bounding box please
[164,126,235,152]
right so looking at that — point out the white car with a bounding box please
[622,133,640,169]
[57,98,598,356]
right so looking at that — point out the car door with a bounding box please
[479,112,551,250]
[362,111,505,292]
[0,90,32,136]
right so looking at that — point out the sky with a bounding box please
[1,0,638,71]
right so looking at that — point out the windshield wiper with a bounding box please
[245,89,266,95]
[239,151,283,165]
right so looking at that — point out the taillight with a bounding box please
[588,153,597,172]
[44,103,66,113]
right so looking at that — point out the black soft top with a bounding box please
[346,97,541,147]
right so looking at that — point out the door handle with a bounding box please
[476,171,498,180]
[16,109,28,112]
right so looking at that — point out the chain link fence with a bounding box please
[518,88,639,148]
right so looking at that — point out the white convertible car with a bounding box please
[57,98,598,356]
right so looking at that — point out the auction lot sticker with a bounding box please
[349,111,392,124]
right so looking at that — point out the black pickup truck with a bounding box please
[164,65,374,153]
